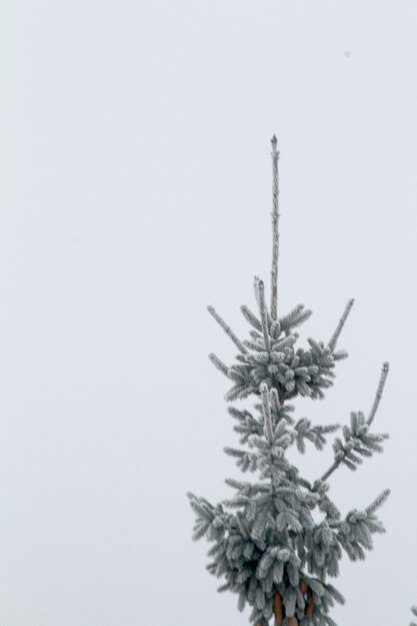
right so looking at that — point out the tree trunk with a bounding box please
[306,600,314,618]
[273,592,283,625]
[299,580,308,595]
[267,584,314,626]
[300,580,315,620]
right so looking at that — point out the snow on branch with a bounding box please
[208,305,248,354]
[254,277,271,353]
[367,362,389,426]
[314,363,389,489]
[328,298,354,351]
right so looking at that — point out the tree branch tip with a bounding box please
[379,487,391,505]
[382,362,389,372]
[367,488,391,514]
[344,298,355,313]
[271,134,278,149]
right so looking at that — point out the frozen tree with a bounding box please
[411,607,417,626]
[187,137,390,626]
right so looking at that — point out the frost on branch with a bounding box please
[208,289,353,403]
[187,138,390,626]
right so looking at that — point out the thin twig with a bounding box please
[270,135,280,320]
[208,353,229,376]
[207,306,247,353]
[315,459,341,487]
[255,277,271,352]
[365,488,390,515]
[328,298,354,351]
[367,362,389,426]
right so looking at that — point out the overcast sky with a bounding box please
[0,1,416,625]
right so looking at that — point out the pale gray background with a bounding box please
[0,1,416,625]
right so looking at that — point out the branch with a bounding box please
[313,408,388,489]
[240,304,262,332]
[294,419,339,454]
[208,352,229,376]
[328,298,354,351]
[365,488,390,515]
[207,305,247,354]
[254,277,271,352]
[270,135,280,320]
[337,491,389,550]
[312,358,389,493]
[260,383,274,443]
[316,459,341,487]
[367,362,389,426]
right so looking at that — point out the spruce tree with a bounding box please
[187,137,390,626]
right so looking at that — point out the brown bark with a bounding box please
[269,582,314,625]
[306,599,315,618]
[273,592,283,625]
[299,580,308,595]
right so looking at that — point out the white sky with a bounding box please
[0,1,416,625]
